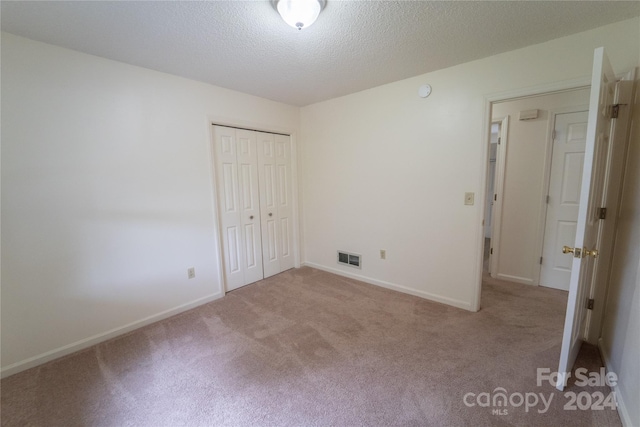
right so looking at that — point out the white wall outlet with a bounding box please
[187,267,195,279]
[464,192,475,205]
[380,250,386,260]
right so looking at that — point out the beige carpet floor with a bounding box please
[1,267,622,426]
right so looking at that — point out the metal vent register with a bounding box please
[337,251,361,269]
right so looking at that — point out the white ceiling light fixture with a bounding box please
[275,0,326,30]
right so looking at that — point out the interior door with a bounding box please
[489,116,508,278]
[485,160,495,239]
[556,47,615,390]
[540,110,588,291]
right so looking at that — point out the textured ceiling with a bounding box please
[2,1,640,106]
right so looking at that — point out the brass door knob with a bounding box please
[584,249,599,258]
[562,246,598,258]
[249,215,254,220]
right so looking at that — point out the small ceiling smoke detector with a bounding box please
[418,84,432,98]
[274,0,326,30]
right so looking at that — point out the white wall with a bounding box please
[599,75,640,427]
[491,89,590,285]
[3,25,640,420]
[299,18,639,311]
[1,33,300,374]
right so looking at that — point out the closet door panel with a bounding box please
[257,132,281,278]
[275,134,295,271]
[213,126,246,291]
[236,130,264,285]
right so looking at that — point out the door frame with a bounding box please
[487,116,508,276]
[207,117,301,294]
[473,77,591,311]
[587,71,636,344]
[476,74,633,332]
[485,90,591,287]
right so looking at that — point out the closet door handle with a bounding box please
[249,215,254,220]
[269,213,273,217]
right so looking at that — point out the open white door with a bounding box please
[556,47,616,390]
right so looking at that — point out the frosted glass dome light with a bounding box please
[276,0,325,30]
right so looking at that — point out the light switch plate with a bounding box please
[464,192,475,205]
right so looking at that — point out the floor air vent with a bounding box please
[337,251,361,269]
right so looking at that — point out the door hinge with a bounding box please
[498,137,501,145]
[540,256,543,265]
[490,248,493,255]
[610,104,619,119]
[598,207,607,220]
[552,130,556,141]
[587,298,594,310]
[546,195,550,204]
[494,194,497,202]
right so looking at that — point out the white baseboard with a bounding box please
[302,262,473,311]
[1,292,224,379]
[495,273,535,285]
[598,338,633,427]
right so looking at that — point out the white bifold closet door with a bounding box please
[256,132,295,278]
[213,125,294,291]
[214,127,263,290]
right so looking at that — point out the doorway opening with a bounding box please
[483,88,591,290]
[477,50,636,406]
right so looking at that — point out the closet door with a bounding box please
[275,134,295,271]
[214,126,263,291]
[214,126,244,290]
[257,132,281,278]
[235,130,264,285]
